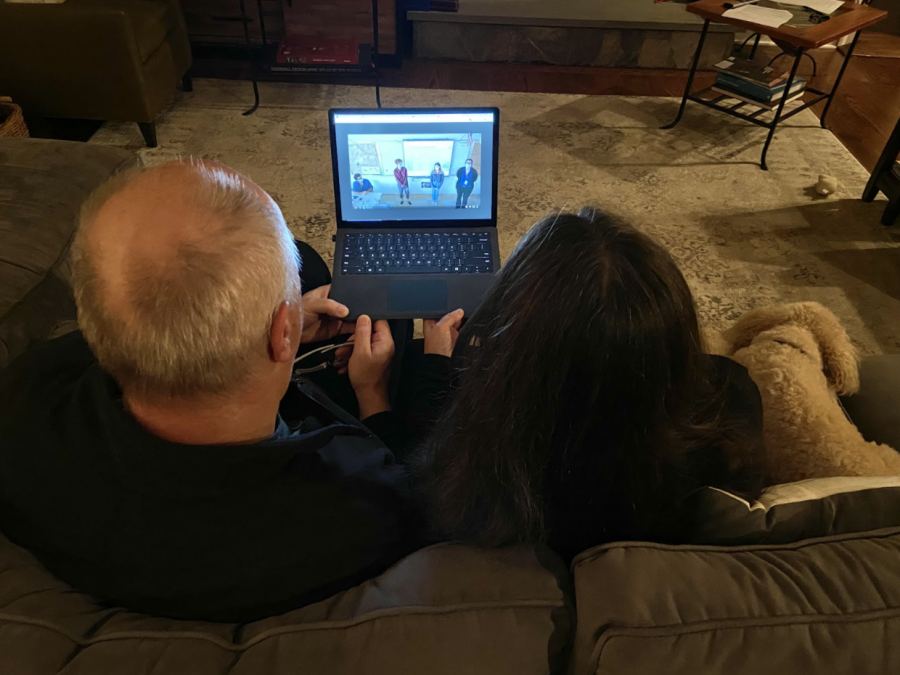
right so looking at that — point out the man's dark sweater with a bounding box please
[0,331,422,623]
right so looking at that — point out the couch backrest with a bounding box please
[0,533,572,675]
[571,527,900,675]
[0,138,138,371]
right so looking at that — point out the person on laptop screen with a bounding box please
[456,159,478,209]
[431,162,445,206]
[352,173,373,196]
[394,158,410,206]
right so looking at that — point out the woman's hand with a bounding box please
[423,309,464,357]
[348,315,395,418]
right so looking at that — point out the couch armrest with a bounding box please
[0,0,145,44]
[0,2,161,120]
[0,4,145,82]
[840,355,900,453]
[157,0,191,37]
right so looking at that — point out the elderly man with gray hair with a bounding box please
[0,160,462,622]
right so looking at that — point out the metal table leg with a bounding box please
[820,30,861,130]
[760,48,804,171]
[373,0,382,108]
[661,20,710,130]
[238,0,260,116]
[749,33,762,59]
[256,0,269,48]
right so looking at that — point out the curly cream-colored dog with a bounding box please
[714,302,900,485]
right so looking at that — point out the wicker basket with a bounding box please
[0,97,30,138]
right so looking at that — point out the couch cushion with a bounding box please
[841,354,900,453]
[0,532,572,675]
[686,476,900,545]
[0,138,137,371]
[571,527,900,675]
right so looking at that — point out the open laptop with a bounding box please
[328,107,501,319]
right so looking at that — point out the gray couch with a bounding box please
[2,137,900,675]
[0,138,138,368]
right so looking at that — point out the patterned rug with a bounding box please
[90,79,900,355]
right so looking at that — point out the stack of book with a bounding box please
[712,57,807,109]
[276,37,358,65]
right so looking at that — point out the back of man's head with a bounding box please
[72,160,300,399]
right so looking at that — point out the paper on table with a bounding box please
[722,5,793,28]
[770,0,844,15]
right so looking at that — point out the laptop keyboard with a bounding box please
[340,232,494,275]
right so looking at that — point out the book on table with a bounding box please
[713,56,788,87]
[276,37,358,65]
[711,87,806,110]
[714,72,807,104]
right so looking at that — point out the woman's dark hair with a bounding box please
[353,173,362,180]
[434,163,442,172]
[418,208,761,558]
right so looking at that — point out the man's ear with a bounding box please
[269,300,299,364]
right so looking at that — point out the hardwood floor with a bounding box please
[193,44,900,173]
[803,48,900,171]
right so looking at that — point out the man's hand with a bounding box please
[348,316,395,418]
[423,309,464,357]
[300,285,353,345]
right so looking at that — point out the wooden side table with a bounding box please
[663,0,887,170]
[863,113,900,226]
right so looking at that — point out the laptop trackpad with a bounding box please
[387,279,448,313]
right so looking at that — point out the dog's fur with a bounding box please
[715,302,900,485]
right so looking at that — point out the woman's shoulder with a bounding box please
[707,353,756,391]
[708,354,748,376]
[707,354,753,382]
[705,354,762,426]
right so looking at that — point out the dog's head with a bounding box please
[721,302,859,395]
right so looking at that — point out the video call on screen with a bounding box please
[333,112,496,224]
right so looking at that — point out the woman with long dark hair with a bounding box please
[417,207,764,560]
[430,163,445,206]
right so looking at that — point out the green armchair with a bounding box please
[0,0,192,147]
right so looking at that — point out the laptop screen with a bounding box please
[330,109,497,225]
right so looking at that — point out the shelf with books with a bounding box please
[714,75,806,104]
[713,55,791,87]
[233,0,389,115]
[710,87,806,110]
[687,85,829,128]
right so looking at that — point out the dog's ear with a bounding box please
[723,302,859,395]
[799,305,859,395]
[722,304,801,355]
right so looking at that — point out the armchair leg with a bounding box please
[182,74,193,92]
[883,198,900,228]
[138,122,158,148]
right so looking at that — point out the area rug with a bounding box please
[89,79,900,355]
